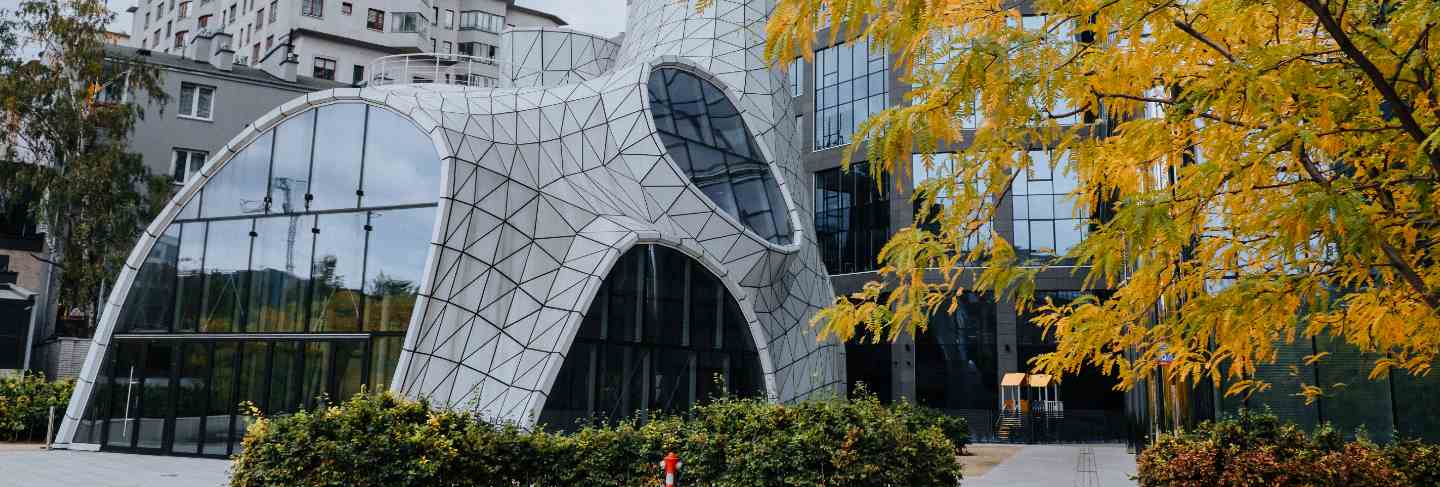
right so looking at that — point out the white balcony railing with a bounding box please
[364,53,502,88]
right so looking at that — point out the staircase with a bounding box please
[995,413,1026,442]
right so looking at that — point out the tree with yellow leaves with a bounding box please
[760,0,1440,401]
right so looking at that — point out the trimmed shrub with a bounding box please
[231,392,965,487]
[1137,409,1440,486]
[0,373,73,442]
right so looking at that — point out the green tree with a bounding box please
[0,0,170,330]
[762,0,1440,400]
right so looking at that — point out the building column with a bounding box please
[996,295,1020,381]
[892,331,916,403]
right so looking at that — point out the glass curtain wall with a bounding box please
[1011,150,1086,257]
[74,102,441,456]
[916,292,999,438]
[813,162,888,274]
[538,245,765,430]
[814,36,887,150]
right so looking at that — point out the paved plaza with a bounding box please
[0,442,1135,486]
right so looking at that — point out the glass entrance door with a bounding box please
[99,340,176,453]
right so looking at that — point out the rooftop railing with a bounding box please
[364,53,503,88]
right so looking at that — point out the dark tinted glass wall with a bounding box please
[115,104,440,334]
[648,67,793,245]
[538,245,765,429]
[814,162,889,274]
[814,37,887,150]
[1020,291,1125,441]
[916,293,998,411]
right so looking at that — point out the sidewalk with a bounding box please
[964,443,1137,487]
[0,445,230,487]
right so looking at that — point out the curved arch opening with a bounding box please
[647,67,794,245]
[538,244,766,429]
[69,102,444,455]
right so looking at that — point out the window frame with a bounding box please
[170,148,209,184]
[312,56,337,81]
[177,82,216,121]
[301,0,322,18]
[340,2,351,15]
[366,8,385,31]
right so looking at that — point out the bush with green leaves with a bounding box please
[1137,409,1440,486]
[231,392,965,487]
[0,373,74,442]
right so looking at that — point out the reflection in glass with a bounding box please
[119,225,180,332]
[301,341,332,409]
[648,68,794,245]
[916,293,997,412]
[269,110,315,215]
[371,336,403,392]
[174,222,207,332]
[311,213,367,331]
[538,245,764,429]
[135,342,173,450]
[172,342,209,454]
[813,162,889,273]
[309,104,366,211]
[1011,150,1087,255]
[234,341,268,452]
[249,216,312,332]
[364,207,436,331]
[202,131,271,218]
[815,37,887,150]
[362,108,442,207]
[268,341,301,414]
[204,342,237,456]
[334,341,366,401]
[200,219,251,332]
[103,341,140,448]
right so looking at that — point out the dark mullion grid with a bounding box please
[240,219,258,332]
[355,106,371,208]
[194,342,215,455]
[225,340,243,456]
[302,215,319,332]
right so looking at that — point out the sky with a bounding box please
[0,0,629,39]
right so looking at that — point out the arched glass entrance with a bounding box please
[538,245,765,428]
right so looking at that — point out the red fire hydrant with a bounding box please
[659,452,682,487]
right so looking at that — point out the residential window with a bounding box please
[228,5,236,23]
[198,14,212,28]
[1011,149,1086,255]
[813,162,889,273]
[351,65,364,84]
[458,41,496,59]
[392,12,422,33]
[431,7,438,25]
[268,1,277,22]
[443,9,454,29]
[144,12,150,28]
[301,0,322,18]
[465,74,496,87]
[256,8,264,28]
[340,2,350,15]
[460,10,502,32]
[178,1,190,18]
[251,43,259,64]
[430,38,435,51]
[265,35,273,50]
[442,41,452,54]
[177,82,215,120]
[171,149,208,184]
[365,9,384,31]
[173,30,187,48]
[814,37,887,150]
[311,57,336,80]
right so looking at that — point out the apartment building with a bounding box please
[125,0,566,85]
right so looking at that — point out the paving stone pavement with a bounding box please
[962,444,1137,487]
[0,443,1133,487]
[0,447,230,487]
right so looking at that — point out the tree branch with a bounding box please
[1294,144,1440,310]
[1172,20,1235,62]
[1298,0,1440,175]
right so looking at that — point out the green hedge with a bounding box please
[231,392,965,486]
[1137,409,1440,486]
[0,373,74,442]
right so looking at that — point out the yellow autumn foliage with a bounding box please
[758,0,1440,399]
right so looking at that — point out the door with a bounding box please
[99,340,176,453]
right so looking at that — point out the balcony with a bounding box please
[364,53,503,87]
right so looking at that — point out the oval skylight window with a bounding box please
[647,67,794,245]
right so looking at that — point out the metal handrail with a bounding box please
[364,53,504,88]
